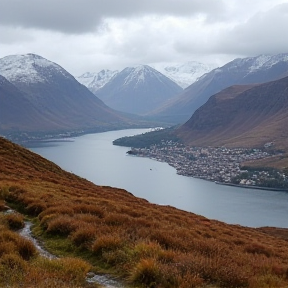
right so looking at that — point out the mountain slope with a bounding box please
[0,75,51,131]
[0,54,133,133]
[151,53,288,124]
[177,76,288,151]
[94,65,183,115]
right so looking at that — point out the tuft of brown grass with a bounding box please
[46,215,78,236]
[92,234,124,256]
[70,225,97,248]
[2,213,25,230]
[26,201,47,216]
[129,258,161,287]
[244,242,274,257]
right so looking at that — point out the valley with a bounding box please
[1,51,288,287]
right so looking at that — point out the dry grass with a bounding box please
[1,137,288,287]
[0,213,92,288]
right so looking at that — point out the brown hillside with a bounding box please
[177,77,288,151]
[1,137,288,287]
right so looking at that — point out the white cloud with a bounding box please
[214,3,288,56]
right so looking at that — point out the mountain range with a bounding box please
[150,53,288,124]
[0,54,137,136]
[93,65,183,115]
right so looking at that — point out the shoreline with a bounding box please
[214,181,288,192]
[131,153,288,193]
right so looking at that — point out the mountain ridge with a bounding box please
[150,53,288,124]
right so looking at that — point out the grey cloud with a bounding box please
[0,0,226,34]
[213,3,288,56]
[0,26,34,44]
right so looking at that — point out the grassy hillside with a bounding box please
[1,137,288,288]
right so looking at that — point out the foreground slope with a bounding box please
[177,76,288,150]
[0,54,134,134]
[1,137,288,288]
[151,53,288,123]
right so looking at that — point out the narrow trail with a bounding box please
[18,220,124,288]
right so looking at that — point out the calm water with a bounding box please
[28,129,288,228]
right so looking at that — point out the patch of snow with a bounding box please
[120,65,175,89]
[123,65,150,86]
[78,69,118,91]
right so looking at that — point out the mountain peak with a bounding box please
[0,53,72,84]
[122,65,161,87]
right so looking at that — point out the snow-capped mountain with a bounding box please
[0,54,134,133]
[77,69,118,93]
[152,61,217,88]
[149,53,288,124]
[94,65,183,115]
[0,53,73,84]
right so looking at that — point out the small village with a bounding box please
[128,141,288,189]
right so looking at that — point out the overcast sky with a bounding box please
[1,0,288,76]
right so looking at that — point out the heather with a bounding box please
[1,137,288,287]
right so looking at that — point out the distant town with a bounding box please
[128,141,288,190]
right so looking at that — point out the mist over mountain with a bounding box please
[93,65,183,115]
[150,53,288,124]
[152,61,216,88]
[0,54,135,135]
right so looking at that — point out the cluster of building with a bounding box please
[128,141,288,188]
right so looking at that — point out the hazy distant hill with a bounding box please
[150,53,288,124]
[152,61,216,88]
[177,76,288,150]
[0,54,135,134]
[93,65,183,115]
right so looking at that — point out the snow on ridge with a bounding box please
[0,53,71,84]
[231,54,288,73]
[123,65,148,86]
[78,69,118,91]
